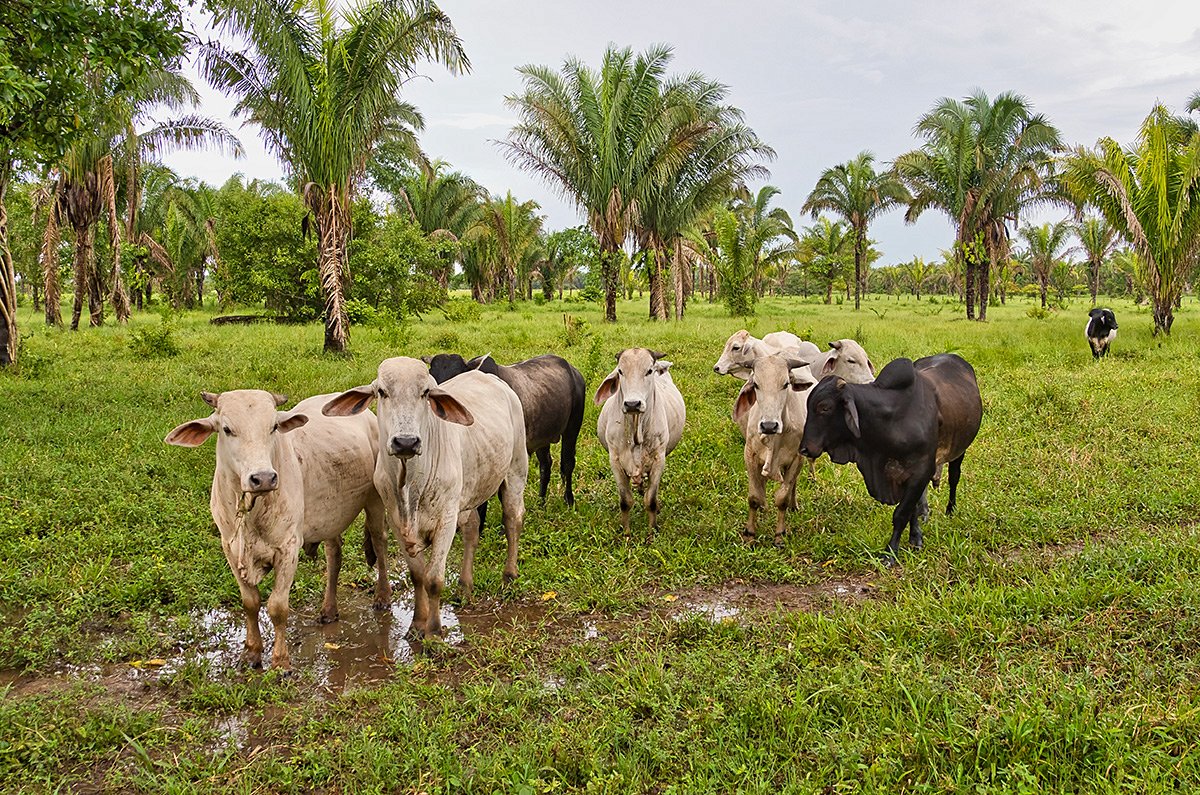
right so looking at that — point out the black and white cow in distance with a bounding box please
[1086,308,1118,359]
[427,353,585,507]
[799,354,982,561]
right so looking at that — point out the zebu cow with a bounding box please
[165,390,390,670]
[324,357,528,637]
[1086,308,1118,359]
[800,354,982,561]
[595,348,686,538]
[733,355,818,545]
[713,330,822,380]
[806,339,876,383]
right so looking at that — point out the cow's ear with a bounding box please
[613,350,625,363]
[649,349,667,361]
[733,379,757,421]
[867,358,876,376]
[465,354,487,371]
[165,417,217,447]
[828,340,843,351]
[421,355,434,364]
[784,356,811,372]
[201,391,220,408]
[653,359,673,374]
[789,368,816,392]
[821,355,837,375]
[594,368,620,405]
[843,394,861,439]
[428,389,474,426]
[276,410,308,433]
[323,385,375,416]
[271,392,289,407]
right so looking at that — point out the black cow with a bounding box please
[800,354,982,561]
[1086,308,1118,359]
[427,353,586,507]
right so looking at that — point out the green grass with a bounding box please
[3,293,1200,792]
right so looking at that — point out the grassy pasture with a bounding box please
[3,294,1200,792]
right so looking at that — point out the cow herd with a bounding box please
[162,322,1024,670]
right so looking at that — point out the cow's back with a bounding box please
[288,393,380,541]
[499,355,584,450]
[438,371,527,509]
[656,372,686,454]
[915,355,982,466]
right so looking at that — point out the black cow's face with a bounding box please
[426,353,468,384]
[800,378,857,464]
[1088,308,1118,332]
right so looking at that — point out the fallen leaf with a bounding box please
[323,642,341,650]
[131,658,167,668]
[541,591,557,601]
[662,594,679,603]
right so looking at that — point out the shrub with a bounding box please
[129,319,181,359]
[441,298,481,323]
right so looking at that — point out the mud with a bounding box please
[666,576,878,623]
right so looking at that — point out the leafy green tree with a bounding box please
[729,185,799,299]
[540,226,597,299]
[1060,105,1200,334]
[201,0,468,353]
[904,256,934,300]
[803,151,909,310]
[1018,221,1072,309]
[686,208,755,316]
[896,90,1062,321]
[349,203,451,315]
[0,0,186,365]
[1073,216,1116,306]
[376,157,483,289]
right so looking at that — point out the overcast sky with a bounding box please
[163,0,1200,263]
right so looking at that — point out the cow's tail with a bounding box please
[364,527,377,567]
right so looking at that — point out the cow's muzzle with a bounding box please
[622,399,645,414]
[389,434,422,458]
[759,420,780,435]
[245,470,278,493]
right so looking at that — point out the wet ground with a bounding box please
[0,574,879,700]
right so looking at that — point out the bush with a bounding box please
[129,319,181,359]
[558,314,591,348]
[441,297,482,323]
[1026,305,1052,320]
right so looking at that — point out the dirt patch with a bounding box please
[662,575,879,623]
[993,533,1105,565]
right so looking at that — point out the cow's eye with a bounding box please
[617,369,623,376]
[645,368,652,376]
[422,388,430,397]
[377,388,388,399]
[223,426,234,436]
[271,423,278,433]
[731,344,741,351]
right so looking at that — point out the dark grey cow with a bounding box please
[427,353,585,506]
[800,354,982,561]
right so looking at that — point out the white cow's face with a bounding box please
[595,348,671,414]
[713,330,755,378]
[821,339,875,383]
[733,355,816,435]
[323,356,473,459]
[165,390,308,493]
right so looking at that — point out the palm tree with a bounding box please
[798,217,852,305]
[904,256,934,300]
[1073,216,1116,306]
[387,158,483,289]
[730,185,799,298]
[896,90,1062,321]
[468,193,543,303]
[201,0,468,353]
[1018,221,1071,309]
[505,44,769,323]
[686,207,754,315]
[803,151,909,310]
[1060,105,1200,335]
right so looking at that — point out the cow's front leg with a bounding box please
[422,510,458,637]
[773,459,800,547]
[498,477,525,584]
[611,453,634,539]
[235,578,264,669]
[885,474,932,563]
[267,547,299,671]
[644,452,667,540]
[320,536,342,624]
[535,447,553,502]
[744,446,766,543]
[365,499,392,610]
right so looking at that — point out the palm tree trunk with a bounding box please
[1152,298,1174,335]
[41,188,63,327]
[70,222,94,331]
[853,229,864,311]
[0,161,17,367]
[1039,275,1048,309]
[311,187,350,354]
[602,249,618,322]
[1090,260,1100,306]
[99,156,130,323]
[671,242,686,320]
[977,259,990,320]
[963,249,976,320]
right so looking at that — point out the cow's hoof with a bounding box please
[740,531,756,545]
[773,536,785,549]
[372,599,391,612]
[872,550,900,567]
[318,612,338,625]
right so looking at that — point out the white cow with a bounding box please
[733,355,818,545]
[323,357,528,638]
[806,339,876,384]
[165,390,390,671]
[713,330,822,380]
[595,348,686,538]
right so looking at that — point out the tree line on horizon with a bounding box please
[4,0,1200,368]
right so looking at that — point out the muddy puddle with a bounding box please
[666,576,878,623]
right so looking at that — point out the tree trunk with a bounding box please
[0,161,16,367]
[977,259,990,321]
[671,243,686,320]
[853,229,864,311]
[313,189,350,354]
[99,155,130,323]
[1152,297,1174,336]
[70,222,95,331]
[964,255,976,320]
[602,249,618,323]
[647,249,667,320]
[1039,276,1047,309]
[1090,260,1100,306]
[41,197,62,327]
